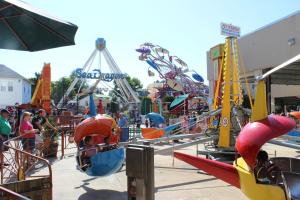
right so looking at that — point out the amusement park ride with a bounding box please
[202,36,253,161]
[57,38,140,112]
[136,42,208,114]
[175,46,300,199]
[18,63,52,113]
[136,42,207,96]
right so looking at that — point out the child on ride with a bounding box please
[81,136,99,169]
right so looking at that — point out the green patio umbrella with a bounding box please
[0,0,78,51]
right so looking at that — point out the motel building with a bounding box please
[207,11,300,113]
[0,64,32,108]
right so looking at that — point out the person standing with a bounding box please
[0,109,12,143]
[0,109,12,166]
[32,109,57,132]
[136,115,142,128]
[145,118,149,128]
[20,112,38,153]
[118,113,128,128]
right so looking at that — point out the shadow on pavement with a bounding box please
[156,177,217,192]
[78,185,126,200]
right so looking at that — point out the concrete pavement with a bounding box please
[49,141,298,200]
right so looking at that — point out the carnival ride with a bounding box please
[175,54,300,200]
[74,114,124,176]
[58,38,140,113]
[136,43,207,96]
[18,63,52,113]
[136,42,208,113]
[31,63,52,113]
[196,36,253,163]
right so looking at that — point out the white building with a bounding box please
[0,64,32,108]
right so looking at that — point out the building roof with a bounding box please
[241,10,300,39]
[0,64,31,83]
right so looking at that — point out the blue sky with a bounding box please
[1,0,300,87]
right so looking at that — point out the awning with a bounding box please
[170,94,189,109]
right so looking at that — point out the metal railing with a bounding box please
[1,136,52,184]
[0,185,31,200]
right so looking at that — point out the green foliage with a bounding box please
[28,72,41,96]
[141,97,152,115]
[51,70,88,104]
[110,75,143,100]
[126,76,143,91]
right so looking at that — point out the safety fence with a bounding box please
[0,136,52,199]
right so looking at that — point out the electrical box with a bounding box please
[126,144,154,200]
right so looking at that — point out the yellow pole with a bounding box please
[218,38,231,148]
[212,45,226,110]
[232,39,243,105]
[251,80,268,121]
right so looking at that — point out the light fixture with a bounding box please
[288,37,296,46]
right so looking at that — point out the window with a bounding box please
[8,81,13,92]
[0,81,6,92]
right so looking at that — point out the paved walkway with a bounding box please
[50,141,299,200]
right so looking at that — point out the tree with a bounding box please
[51,71,88,105]
[126,76,143,91]
[110,76,143,104]
[28,72,41,96]
[141,97,153,115]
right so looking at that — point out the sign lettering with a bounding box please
[220,22,240,37]
[75,68,127,82]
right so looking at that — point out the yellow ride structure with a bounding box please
[210,36,252,148]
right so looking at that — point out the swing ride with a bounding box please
[136,42,208,97]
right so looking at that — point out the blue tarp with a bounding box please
[86,148,125,176]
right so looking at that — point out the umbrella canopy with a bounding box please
[170,94,189,109]
[0,0,78,51]
[146,112,165,124]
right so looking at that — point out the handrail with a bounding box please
[0,185,31,200]
[1,135,52,184]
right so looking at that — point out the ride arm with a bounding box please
[57,49,97,108]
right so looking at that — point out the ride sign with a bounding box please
[220,22,240,37]
[75,68,127,82]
